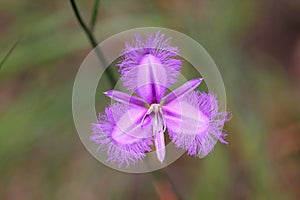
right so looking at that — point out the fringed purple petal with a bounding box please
[165,91,230,158]
[117,31,182,103]
[91,103,153,168]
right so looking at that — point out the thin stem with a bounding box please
[69,0,117,86]
[0,36,23,70]
[90,0,100,31]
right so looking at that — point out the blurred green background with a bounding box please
[1,0,300,199]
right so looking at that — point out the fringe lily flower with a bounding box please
[91,32,230,167]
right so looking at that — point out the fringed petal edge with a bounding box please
[91,103,153,168]
[117,31,182,93]
[168,91,231,158]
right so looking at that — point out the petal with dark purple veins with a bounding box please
[135,54,168,103]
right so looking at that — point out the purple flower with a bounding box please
[91,32,230,167]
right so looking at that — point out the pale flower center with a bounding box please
[141,103,166,163]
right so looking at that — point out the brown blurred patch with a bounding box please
[268,122,300,199]
[153,178,178,200]
[244,0,300,79]
[291,36,300,84]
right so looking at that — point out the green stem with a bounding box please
[69,0,116,86]
[90,0,100,31]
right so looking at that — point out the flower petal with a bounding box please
[104,90,148,107]
[111,105,153,144]
[91,103,153,167]
[162,78,203,105]
[118,32,182,103]
[135,54,168,103]
[163,96,209,137]
[163,91,230,158]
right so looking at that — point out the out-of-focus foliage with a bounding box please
[0,0,299,199]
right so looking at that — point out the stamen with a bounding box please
[154,130,165,163]
[140,105,155,127]
[140,104,167,163]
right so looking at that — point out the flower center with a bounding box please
[141,103,166,163]
[141,104,166,132]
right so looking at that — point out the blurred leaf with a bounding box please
[0,36,22,70]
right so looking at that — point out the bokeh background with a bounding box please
[1,0,300,199]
